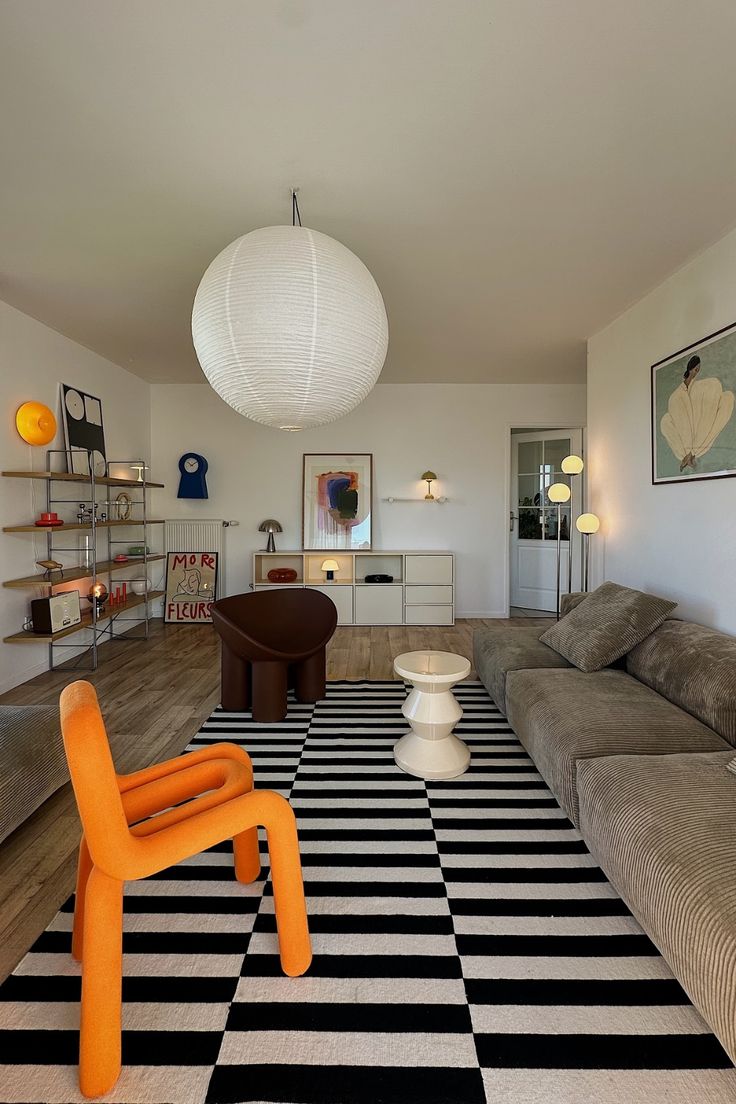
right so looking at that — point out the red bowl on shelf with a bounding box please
[267,567,298,583]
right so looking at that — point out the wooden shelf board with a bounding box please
[3,555,166,589]
[2,471,163,488]
[3,520,165,533]
[3,591,164,643]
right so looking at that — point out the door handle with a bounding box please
[510,511,517,532]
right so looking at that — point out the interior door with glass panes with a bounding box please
[510,429,583,612]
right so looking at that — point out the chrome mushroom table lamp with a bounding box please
[258,519,283,553]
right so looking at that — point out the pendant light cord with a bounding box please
[292,189,302,227]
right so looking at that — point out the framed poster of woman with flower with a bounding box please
[652,321,736,485]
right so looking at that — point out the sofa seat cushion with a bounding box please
[577,750,736,1064]
[505,668,729,826]
[473,625,570,714]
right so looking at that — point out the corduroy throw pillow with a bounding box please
[540,581,677,673]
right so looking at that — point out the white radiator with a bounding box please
[164,519,226,597]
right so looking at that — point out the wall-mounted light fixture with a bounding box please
[421,470,437,500]
[321,558,340,581]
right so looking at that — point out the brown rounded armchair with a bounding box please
[211,589,338,722]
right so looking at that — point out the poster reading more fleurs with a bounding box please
[164,552,218,623]
[302,453,373,550]
[652,322,736,484]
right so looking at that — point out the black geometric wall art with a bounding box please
[60,383,107,476]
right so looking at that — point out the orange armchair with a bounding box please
[60,680,311,1098]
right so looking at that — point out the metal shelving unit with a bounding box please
[2,450,164,670]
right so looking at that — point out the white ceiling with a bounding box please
[2,0,736,385]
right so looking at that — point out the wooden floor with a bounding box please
[0,615,552,983]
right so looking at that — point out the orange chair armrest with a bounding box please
[123,789,291,880]
[117,742,253,793]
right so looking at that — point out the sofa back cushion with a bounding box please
[626,619,736,745]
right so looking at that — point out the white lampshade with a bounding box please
[547,482,571,503]
[576,512,600,534]
[192,225,389,431]
[321,558,340,572]
[561,454,584,475]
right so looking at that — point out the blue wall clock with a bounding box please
[177,452,209,499]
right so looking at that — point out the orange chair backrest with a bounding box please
[59,681,132,876]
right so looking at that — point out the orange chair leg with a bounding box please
[72,835,93,962]
[79,867,124,1098]
[233,826,261,882]
[264,801,312,977]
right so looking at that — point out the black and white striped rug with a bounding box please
[1,680,735,1104]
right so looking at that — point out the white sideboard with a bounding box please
[251,551,454,626]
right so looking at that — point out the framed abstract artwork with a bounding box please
[302,453,373,550]
[652,321,736,485]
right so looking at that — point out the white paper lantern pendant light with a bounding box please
[192,190,389,431]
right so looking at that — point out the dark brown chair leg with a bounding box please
[252,662,289,723]
[221,642,250,712]
[295,649,326,704]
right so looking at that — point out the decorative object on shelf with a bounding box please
[130,462,146,483]
[365,573,394,584]
[177,452,209,499]
[35,511,63,527]
[547,482,571,620]
[258,519,283,553]
[88,582,108,609]
[61,383,107,477]
[652,321,736,484]
[15,401,57,446]
[128,545,150,557]
[321,558,340,581]
[164,552,218,623]
[561,454,584,593]
[113,492,132,521]
[30,591,81,634]
[576,512,600,592]
[267,567,298,583]
[129,578,152,596]
[113,553,129,563]
[421,471,437,500]
[303,453,373,551]
[36,558,64,581]
[191,190,388,432]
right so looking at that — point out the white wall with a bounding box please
[0,301,151,692]
[588,224,736,631]
[150,382,587,618]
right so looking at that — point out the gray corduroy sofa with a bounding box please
[0,705,68,843]
[473,598,736,1064]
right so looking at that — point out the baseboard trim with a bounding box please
[457,610,507,620]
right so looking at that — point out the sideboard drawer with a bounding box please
[404,604,454,626]
[404,555,453,585]
[405,585,453,605]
